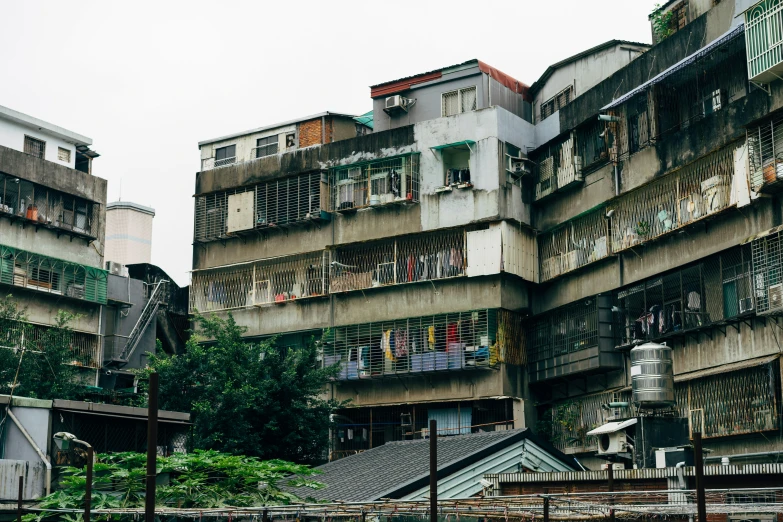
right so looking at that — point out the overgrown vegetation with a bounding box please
[0,294,83,400]
[23,450,322,522]
[651,3,675,42]
[139,313,343,465]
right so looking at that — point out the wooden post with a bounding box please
[17,475,23,522]
[694,431,707,522]
[430,419,437,522]
[607,463,614,522]
[145,372,159,522]
[85,446,93,522]
[543,487,550,522]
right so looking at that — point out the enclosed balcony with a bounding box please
[0,244,108,304]
[331,154,420,212]
[746,0,783,84]
[2,320,102,368]
[532,133,583,202]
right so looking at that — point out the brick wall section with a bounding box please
[298,117,336,148]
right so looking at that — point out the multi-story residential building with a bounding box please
[192,0,783,467]
[0,104,106,385]
[105,201,155,266]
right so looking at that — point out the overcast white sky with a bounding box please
[0,1,659,287]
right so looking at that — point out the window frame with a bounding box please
[538,85,574,123]
[24,136,46,159]
[57,147,71,163]
[255,135,279,158]
[441,86,478,117]
[215,145,236,161]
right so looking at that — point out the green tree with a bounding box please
[0,294,82,400]
[144,313,341,465]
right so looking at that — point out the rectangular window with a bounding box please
[57,147,71,163]
[24,136,45,159]
[539,85,574,122]
[255,135,279,158]
[214,145,236,167]
[442,86,477,117]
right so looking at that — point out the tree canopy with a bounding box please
[144,313,341,465]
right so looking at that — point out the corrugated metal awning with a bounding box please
[674,354,779,383]
[586,418,637,436]
[601,23,745,111]
[430,140,476,151]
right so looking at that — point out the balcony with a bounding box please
[747,113,783,193]
[533,133,583,202]
[3,320,102,368]
[189,251,329,313]
[538,207,610,282]
[193,170,329,243]
[746,0,783,84]
[527,295,621,383]
[0,244,108,304]
[749,225,783,315]
[331,154,419,212]
[322,309,525,380]
[0,172,100,241]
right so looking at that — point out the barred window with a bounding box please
[24,136,45,159]
[57,147,71,163]
[255,135,278,158]
[214,145,236,167]
[539,85,573,122]
[442,86,477,117]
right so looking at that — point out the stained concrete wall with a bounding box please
[10,289,102,336]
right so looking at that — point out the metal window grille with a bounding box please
[441,87,477,117]
[329,398,515,460]
[539,86,573,122]
[253,135,279,159]
[214,145,236,168]
[538,208,609,282]
[546,389,634,452]
[751,227,783,315]
[747,112,783,193]
[576,118,609,173]
[611,143,736,252]
[528,299,598,363]
[533,133,581,201]
[322,309,519,380]
[0,173,98,239]
[189,251,328,313]
[745,0,783,80]
[330,229,465,293]
[330,154,420,211]
[57,147,71,163]
[23,136,45,159]
[194,171,324,242]
[1,320,101,368]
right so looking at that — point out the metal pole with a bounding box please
[543,487,550,522]
[145,372,159,522]
[693,431,707,522]
[430,419,437,522]
[17,475,23,522]
[607,463,614,522]
[85,446,93,522]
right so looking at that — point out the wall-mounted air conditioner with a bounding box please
[597,431,628,455]
[769,283,783,311]
[384,95,409,114]
[739,297,754,314]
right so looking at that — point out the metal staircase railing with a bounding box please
[116,279,168,363]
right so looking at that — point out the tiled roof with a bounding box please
[287,429,569,502]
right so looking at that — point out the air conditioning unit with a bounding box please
[769,283,783,311]
[511,161,530,176]
[106,261,124,276]
[384,95,409,114]
[739,297,754,314]
[597,431,629,455]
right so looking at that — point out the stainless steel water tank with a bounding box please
[630,342,675,409]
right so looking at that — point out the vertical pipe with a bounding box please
[145,372,159,522]
[85,446,93,522]
[607,463,614,522]
[693,431,707,522]
[369,409,373,449]
[543,487,550,522]
[429,419,437,522]
[17,475,23,522]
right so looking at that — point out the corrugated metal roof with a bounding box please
[489,463,783,484]
[674,354,779,383]
[586,418,637,436]
[601,24,745,111]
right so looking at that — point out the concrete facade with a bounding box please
[105,201,155,266]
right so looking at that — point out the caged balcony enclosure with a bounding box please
[331,155,420,211]
[1,320,102,368]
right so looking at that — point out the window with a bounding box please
[539,85,574,122]
[285,133,296,148]
[24,136,45,159]
[442,86,477,117]
[214,145,236,167]
[57,147,71,163]
[255,135,278,158]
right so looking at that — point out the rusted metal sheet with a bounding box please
[0,459,46,502]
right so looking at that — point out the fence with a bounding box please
[189,251,329,313]
[322,309,525,380]
[0,244,108,304]
[193,171,326,242]
[528,299,599,364]
[750,226,783,315]
[0,172,100,239]
[0,320,102,368]
[538,208,609,282]
[330,229,465,293]
[331,154,420,211]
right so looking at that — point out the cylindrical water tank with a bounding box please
[630,342,675,409]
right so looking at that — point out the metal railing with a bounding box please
[331,154,420,211]
[533,134,582,201]
[1,320,102,369]
[117,280,167,363]
[538,207,610,282]
[528,299,599,364]
[746,0,783,81]
[213,156,236,168]
[747,112,783,193]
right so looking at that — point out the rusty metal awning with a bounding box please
[674,354,779,383]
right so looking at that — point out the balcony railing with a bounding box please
[533,134,583,201]
[330,229,465,293]
[2,320,102,368]
[322,309,525,380]
[539,207,610,282]
[194,171,327,242]
[331,155,420,211]
[746,0,783,83]
[0,172,99,240]
[189,251,329,313]
[213,156,236,168]
[0,244,108,304]
[750,225,783,315]
[747,113,783,193]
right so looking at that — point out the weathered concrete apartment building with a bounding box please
[191,0,783,467]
